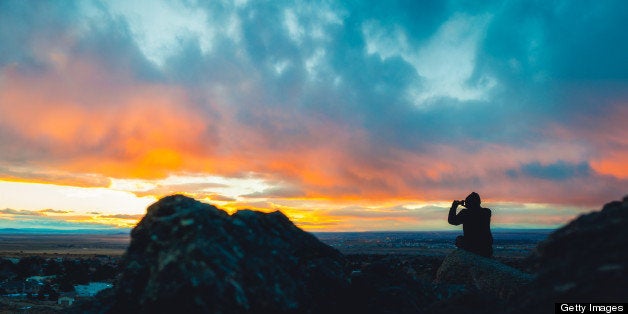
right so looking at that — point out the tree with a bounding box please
[39,283,55,300]
[48,289,60,301]
[43,259,63,276]
[93,263,119,281]
[0,258,16,280]
[15,256,44,278]
[62,259,90,284]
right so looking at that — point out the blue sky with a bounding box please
[0,0,626,231]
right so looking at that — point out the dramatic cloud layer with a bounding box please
[0,0,626,230]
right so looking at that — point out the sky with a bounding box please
[0,0,627,231]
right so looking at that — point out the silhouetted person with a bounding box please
[448,192,493,257]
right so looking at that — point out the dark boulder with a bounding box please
[435,249,533,300]
[510,196,628,313]
[346,255,441,314]
[90,195,349,313]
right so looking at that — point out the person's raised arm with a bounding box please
[448,200,464,225]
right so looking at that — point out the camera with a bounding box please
[456,200,466,206]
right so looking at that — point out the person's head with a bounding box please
[465,192,481,208]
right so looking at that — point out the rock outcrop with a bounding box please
[72,194,627,314]
[435,249,533,300]
[509,196,628,313]
[346,255,441,314]
[93,195,349,313]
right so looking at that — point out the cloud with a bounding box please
[0,0,626,229]
[203,194,237,202]
[99,214,144,220]
[550,104,628,179]
[0,206,140,229]
[508,161,592,181]
[131,182,229,198]
[0,215,125,230]
[325,205,417,219]
[38,209,73,214]
[0,165,110,188]
[0,210,142,229]
[0,208,43,216]
[242,185,305,199]
[0,65,214,179]
[106,0,215,67]
[363,12,495,105]
[0,1,217,181]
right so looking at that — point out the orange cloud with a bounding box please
[548,103,628,180]
[1,51,625,213]
[588,105,628,179]
[0,58,213,180]
[0,167,110,188]
[591,152,628,179]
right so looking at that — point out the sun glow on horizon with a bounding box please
[0,178,596,232]
[0,180,155,214]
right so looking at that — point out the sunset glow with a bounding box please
[1,1,627,231]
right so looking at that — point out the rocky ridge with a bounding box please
[435,248,533,300]
[92,195,349,313]
[75,194,628,313]
[508,196,628,313]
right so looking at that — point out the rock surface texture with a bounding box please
[435,249,533,300]
[509,196,628,314]
[101,195,349,313]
